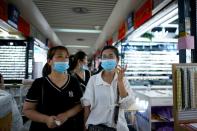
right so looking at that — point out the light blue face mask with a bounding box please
[53,62,69,73]
[81,65,89,71]
[101,59,117,71]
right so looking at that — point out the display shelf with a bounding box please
[135,90,173,131]
[131,85,172,90]
[0,45,26,80]
[172,64,197,131]
[118,42,178,87]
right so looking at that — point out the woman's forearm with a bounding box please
[23,109,49,124]
[117,80,128,98]
[84,106,90,126]
[63,104,82,119]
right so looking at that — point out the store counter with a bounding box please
[135,90,173,131]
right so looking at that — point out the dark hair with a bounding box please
[67,55,74,74]
[93,62,103,75]
[42,46,69,77]
[47,46,69,60]
[101,45,119,60]
[69,51,87,71]
[42,63,51,77]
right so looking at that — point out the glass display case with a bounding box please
[0,43,26,80]
[116,41,179,88]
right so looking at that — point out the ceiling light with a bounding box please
[76,38,84,41]
[9,42,14,46]
[127,37,177,43]
[72,7,89,14]
[53,28,101,33]
[94,26,101,30]
[65,45,90,48]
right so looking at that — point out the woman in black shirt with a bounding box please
[68,51,91,130]
[69,51,91,92]
[23,46,83,131]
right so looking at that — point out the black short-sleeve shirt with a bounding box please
[25,75,83,131]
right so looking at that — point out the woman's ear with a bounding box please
[77,59,81,65]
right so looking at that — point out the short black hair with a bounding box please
[101,45,119,60]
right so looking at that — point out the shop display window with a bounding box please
[117,41,179,87]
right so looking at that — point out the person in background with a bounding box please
[68,51,91,130]
[23,46,83,131]
[69,51,91,93]
[67,55,75,74]
[0,73,4,89]
[81,45,135,131]
[93,62,103,75]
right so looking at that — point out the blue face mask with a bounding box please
[80,65,89,71]
[53,62,69,73]
[101,59,117,71]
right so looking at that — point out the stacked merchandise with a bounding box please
[176,67,197,110]
[173,64,197,130]
[176,66,197,115]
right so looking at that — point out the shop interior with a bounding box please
[0,0,197,131]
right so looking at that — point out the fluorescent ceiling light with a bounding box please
[65,45,90,48]
[127,37,178,43]
[128,3,178,40]
[53,28,101,33]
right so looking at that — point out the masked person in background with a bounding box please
[68,51,91,130]
[81,45,135,131]
[69,51,91,93]
[23,46,83,131]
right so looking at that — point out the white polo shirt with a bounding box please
[81,71,135,131]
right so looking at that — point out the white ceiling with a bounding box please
[33,0,117,55]
[56,32,99,54]
[7,0,145,55]
[33,0,117,29]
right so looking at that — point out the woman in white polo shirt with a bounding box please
[82,45,135,131]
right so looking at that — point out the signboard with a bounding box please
[107,37,113,45]
[134,0,152,29]
[118,22,126,40]
[7,4,20,29]
[0,0,8,21]
[18,16,30,36]
[127,12,133,30]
